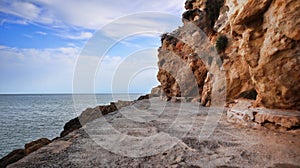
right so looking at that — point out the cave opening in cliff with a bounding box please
[238,89,258,100]
[205,0,225,29]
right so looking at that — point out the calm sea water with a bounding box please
[0,94,142,158]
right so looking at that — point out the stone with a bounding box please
[217,0,300,110]
[157,26,208,99]
[203,0,300,110]
[251,0,300,110]
[227,99,300,129]
[150,86,163,97]
[7,98,300,167]
[253,108,300,129]
[60,117,82,137]
[227,99,257,126]
[24,138,51,155]
[201,73,212,106]
[0,138,51,167]
[233,0,272,26]
[61,99,135,137]
[0,149,25,168]
[136,94,150,101]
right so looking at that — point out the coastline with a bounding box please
[1,96,300,167]
[0,94,147,167]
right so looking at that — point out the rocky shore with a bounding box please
[0,95,147,168]
[2,97,300,167]
[1,0,300,167]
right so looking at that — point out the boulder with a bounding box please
[24,138,51,155]
[0,149,25,168]
[60,117,82,137]
[227,99,300,129]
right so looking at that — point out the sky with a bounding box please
[0,0,186,94]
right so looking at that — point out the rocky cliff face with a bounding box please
[157,0,300,110]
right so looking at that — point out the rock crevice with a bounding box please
[157,0,300,111]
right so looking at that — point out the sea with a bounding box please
[0,93,142,158]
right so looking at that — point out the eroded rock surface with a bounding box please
[0,138,51,168]
[8,98,300,168]
[157,0,300,110]
[227,99,300,129]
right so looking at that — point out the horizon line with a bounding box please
[0,92,147,95]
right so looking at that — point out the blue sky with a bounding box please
[0,0,185,94]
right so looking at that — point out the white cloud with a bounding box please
[0,46,79,66]
[100,13,182,40]
[60,31,93,40]
[1,0,186,30]
[0,1,40,20]
[0,46,159,93]
[0,0,185,92]
[0,19,28,26]
[0,46,80,93]
[95,49,159,93]
[0,45,8,49]
[35,31,47,35]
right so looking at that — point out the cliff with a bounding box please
[157,0,300,110]
[1,0,300,167]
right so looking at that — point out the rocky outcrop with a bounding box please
[0,149,25,168]
[60,95,148,137]
[6,98,300,168]
[227,99,300,130]
[1,95,150,167]
[157,0,300,111]
[157,28,208,99]
[221,0,300,110]
[24,138,51,155]
[150,86,163,97]
[0,138,51,168]
[60,117,82,137]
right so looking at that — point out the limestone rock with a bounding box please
[233,0,272,26]
[227,99,257,127]
[206,0,299,110]
[200,73,212,106]
[0,149,25,168]
[60,100,135,137]
[24,138,51,155]
[7,98,300,167]
[157,31,207,99]
[60,117,82,137]
[0,138,51,167]
[137,94,150,101]
[253,108,300,129]
[251,0,300,110]
[150,85,163,97]
[227,99,300,129]
[158,0,300,110]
